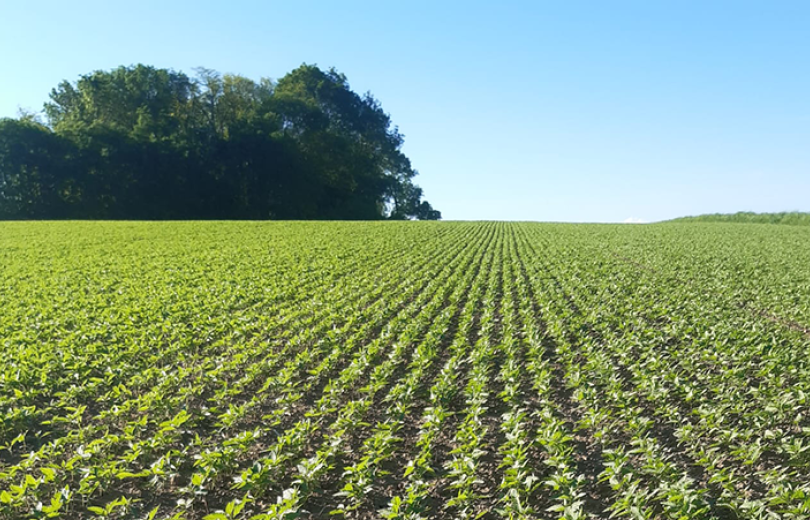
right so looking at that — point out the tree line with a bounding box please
[0,64,440,220]
[669,212,810,226]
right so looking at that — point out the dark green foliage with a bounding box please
[0,64,440,220]
[0,119,77,219]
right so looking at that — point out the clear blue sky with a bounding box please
[2,1,809,222]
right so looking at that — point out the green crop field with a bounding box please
[1,221,810,520]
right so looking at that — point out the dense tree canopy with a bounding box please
[0,64,440,220]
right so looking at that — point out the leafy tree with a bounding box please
[0,64,440,220]
[45,65,194,141]
[0,119,76,218]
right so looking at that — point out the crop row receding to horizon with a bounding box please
[1,221,810,519]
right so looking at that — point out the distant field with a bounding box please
[668,211,810,226]
[2,221,810,519]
